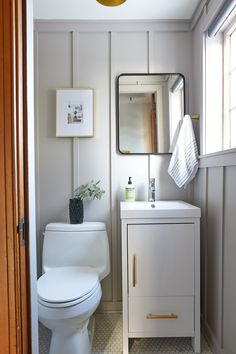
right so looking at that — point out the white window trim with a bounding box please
[224,16,236,149]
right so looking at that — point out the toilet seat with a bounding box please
[38,267,99,308]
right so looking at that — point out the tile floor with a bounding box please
[39,313,213,354]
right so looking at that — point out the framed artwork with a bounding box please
[56,89,93,137]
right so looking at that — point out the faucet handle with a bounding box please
[149,178,155,188]
[149,178,156,202]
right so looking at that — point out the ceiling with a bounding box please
[34,0,202,20]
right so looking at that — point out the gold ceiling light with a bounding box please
[96,0,127,7]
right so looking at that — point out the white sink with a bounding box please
[120,200,201,219]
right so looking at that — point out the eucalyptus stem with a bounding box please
[73,180,105,201]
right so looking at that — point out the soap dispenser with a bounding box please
[125,177,135,202]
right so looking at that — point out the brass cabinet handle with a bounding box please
[146,313,178,319]
[132,254,136,287]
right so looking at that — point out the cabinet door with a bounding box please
[128,224,195,296]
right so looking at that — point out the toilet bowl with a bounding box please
[37,222,110,354]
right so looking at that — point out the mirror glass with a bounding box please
[117,73,185,154]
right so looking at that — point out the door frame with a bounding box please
[25,0,39,352]
[0,0,37,353]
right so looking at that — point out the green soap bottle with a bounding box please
[125,177,135,202]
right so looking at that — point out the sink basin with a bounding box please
[120,200,201,219]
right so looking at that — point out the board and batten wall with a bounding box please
[34,20,193,311]
[194,158,236,354]
[192,0,236,353]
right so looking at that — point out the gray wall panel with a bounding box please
[37,32,73,273]
[194,162,236,354]
[111,31,149,302]
[35,23,192,309]
[206,167,224,343]
[77,32,112,301]
[223,166,236,354]
[193,168,207,317]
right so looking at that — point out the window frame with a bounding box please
[224,15,236,149]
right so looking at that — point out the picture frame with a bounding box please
[56,88,94,137]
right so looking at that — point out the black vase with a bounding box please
[69,198,84,224]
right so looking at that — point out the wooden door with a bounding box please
[0,0,31,353]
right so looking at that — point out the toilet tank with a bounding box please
[42,222,110,280]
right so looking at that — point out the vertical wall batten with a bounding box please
[110,31,117,303]
[206,167,223,340]
[218,166,224,348]
[222,165,236,354]
[34,30,42,275]
[72,31,80,191]
[147,31,150,74]
[204,167,208,321]
[108,31,114,303]
[220,166,225,349]
[148,31,155,73]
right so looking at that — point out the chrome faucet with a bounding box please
[149,178,156,202]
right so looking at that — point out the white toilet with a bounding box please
[37,222,110,354]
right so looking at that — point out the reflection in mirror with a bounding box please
[117,73,185,154]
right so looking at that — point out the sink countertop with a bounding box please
[120,200,201,219]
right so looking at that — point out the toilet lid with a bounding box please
[37,267,99,304]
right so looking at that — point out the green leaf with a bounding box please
[72,180,105,201]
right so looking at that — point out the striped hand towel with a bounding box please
[168,114,199,188]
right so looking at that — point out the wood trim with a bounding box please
[1,1,18,352]
[199,148,236,168]
[148,31,154,73]
[201,315,224,354]
[0,0,31,353]
[219,167,225,348]
[34,19,191,33]
[14,0,31,351]
[0,1,13,350]
[203,168,208,321]
[72,31,80,191]
[21,0,31,351]
[110,31,119,303]
[190,0,208,30]
[97,301,122,313]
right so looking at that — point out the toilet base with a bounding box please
[38,273,102,354]
[49,321,90,354]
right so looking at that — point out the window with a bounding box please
[169,85,184,151]
[204,14,236,154]
[224,19,236,149]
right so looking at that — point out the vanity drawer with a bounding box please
[129,296,194,335]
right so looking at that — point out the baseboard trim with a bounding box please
[201,316,224,354]
[97,301,122,313]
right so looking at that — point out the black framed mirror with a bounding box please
[116,73,185,154]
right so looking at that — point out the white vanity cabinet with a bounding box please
[120,201,201,354]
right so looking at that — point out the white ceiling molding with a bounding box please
[34,19,192,33]
[34,0,202,21]
[190,0,209,30]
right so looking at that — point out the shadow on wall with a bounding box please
[150,155,190,201]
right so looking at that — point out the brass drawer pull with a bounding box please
[132,254,136,287]
[146,313,178,319]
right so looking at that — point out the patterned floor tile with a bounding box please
[39,313,213,354]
